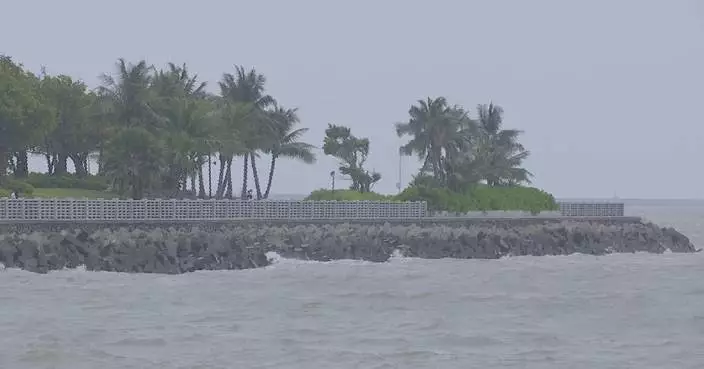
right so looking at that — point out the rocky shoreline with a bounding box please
[0,220,697,274]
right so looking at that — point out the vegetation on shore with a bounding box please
[1,56,316,200]
[307,97,558,212]
[305,186,557,213]
[1,55,555,211]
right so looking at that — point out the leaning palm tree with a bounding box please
[395,97,474,185]
[218,66,277,199]
[212,99,253,198]
[475,103,531,186]
[97,59,162,132]
[262,106,316,198]
[97,59,167,197]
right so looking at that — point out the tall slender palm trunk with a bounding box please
[224,157,233,198]
[216,154,226,198]
[263,154,277,199]
[240,153,249,199]
[198,161,206,199]
[250,152,262,199]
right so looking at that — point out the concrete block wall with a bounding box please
[0,199,625,221]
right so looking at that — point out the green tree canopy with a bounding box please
[323,124,380,193]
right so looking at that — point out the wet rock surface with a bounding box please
[0,220,696,274]
[0,228,269,274]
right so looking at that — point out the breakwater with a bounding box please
[0,199,694,274]
[0,217,696,274]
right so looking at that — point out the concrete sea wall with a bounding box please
[0,217,696,274]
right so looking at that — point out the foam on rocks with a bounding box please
[0,220,696,274]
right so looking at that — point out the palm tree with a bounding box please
[97,59,162,132]
[212,99,252,198]
[475,103,531,186]
[101,126,164,199]
[395,97,474,185]
[97,59,166,198]
[218,66,276,199]
[152,63,211,194]
[262,106,316,198]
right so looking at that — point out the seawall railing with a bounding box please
[559,202,624,217]
[0,199,625,221]
[0,198,625,221]
[0,199,428,221]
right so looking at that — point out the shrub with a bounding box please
[25,173,109,191]
[0,178,35,196]
[305,189,395,201]
[0,188,10,198]
[395,184,557,213]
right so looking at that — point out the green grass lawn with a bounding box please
[31,188,119,199]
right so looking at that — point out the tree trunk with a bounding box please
[13,151,28,178]
[70,153,88,177]
[97,148,105,174]
[224,157,233,199]
[190,173,196,195]
[0,146,7,181]
[250,152,262,199]
[263,154,277,199]
[240,153,249,199]
[45,153,54,175]
[131,174,143,199]
[216,154,226,198]
[198,161,206,199]
[55,153,69,176]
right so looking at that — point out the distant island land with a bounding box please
[1,55,555,213]
[0,55,698,274]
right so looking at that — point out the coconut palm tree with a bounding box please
[218,66,276,199]
[212,99,253,198]
[152,63,211,194]
[97,59,166,198]
[101,126,164,199]
[475,103,531,186]
[97,59,162,132]
[395,97,474,186]
[262,106,316,198]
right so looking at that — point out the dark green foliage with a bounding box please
[0,178,35,196]
[396,183,557,213]
[305,189,394,201]
[0,56,316,199]
[306,183,557,213]
[396,98,532,189]
[322,124,380,193]
[25,173,108,191]
[392,97,555,212]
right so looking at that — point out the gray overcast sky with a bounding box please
[2,0,703,199]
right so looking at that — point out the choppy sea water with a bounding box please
[1,200,704,369]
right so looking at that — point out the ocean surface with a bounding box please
[1,200,703,369]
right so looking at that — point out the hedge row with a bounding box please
[0,178,35,196]
[0,173,110,198]
[306,185,558,213]
[395,185,558,213]
[305,189,395,201]
[25,173,109,191]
